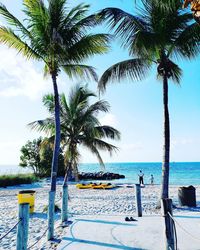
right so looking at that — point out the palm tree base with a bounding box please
[61,185,68,223]
[47,191,56,240]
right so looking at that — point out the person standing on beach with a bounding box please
[138,170,144,185]
[150,174,154,185]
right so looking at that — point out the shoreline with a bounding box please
[0,182,196,191]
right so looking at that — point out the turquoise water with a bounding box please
[1,162,200,185]
[79,162,200,185]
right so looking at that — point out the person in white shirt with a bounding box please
[138,170,144,185]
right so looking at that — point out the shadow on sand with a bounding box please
[58,218,142,250]
[61,236,146,250]
[75,218,136,227]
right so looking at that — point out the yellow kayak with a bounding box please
[76,184,94,189]
[76,183,115,189]
[92,184,114,189]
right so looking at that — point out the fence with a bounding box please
[162,198,200,250]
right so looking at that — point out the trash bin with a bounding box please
[18,190,36,213]
[178,186,196,207]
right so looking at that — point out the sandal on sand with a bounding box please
[125,217,131,221]
[130,217,137,221]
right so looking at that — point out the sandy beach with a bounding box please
[0,184,200,249]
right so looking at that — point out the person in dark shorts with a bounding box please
[150,174,154,185]
[138,170,144,185]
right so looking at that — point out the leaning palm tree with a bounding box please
[30,84,120,181]
[30,84,120,223]
[98,0,200,200]
[0,0,110,239]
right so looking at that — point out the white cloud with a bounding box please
[0,46,52,100]
[100,113,118,126]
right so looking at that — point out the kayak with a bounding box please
[76,183,115,189]
[76,184,94,189]
[92,185,114,189]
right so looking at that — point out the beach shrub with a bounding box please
[0,174,38,187]
[19,137,65,177]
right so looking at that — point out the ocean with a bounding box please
[0,162,200,185]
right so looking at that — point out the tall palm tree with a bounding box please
[30,84,120,182]
[98,0,200,199]
[0,0,110,239]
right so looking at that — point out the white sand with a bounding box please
[0,184,200,249]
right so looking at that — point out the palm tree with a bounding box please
[30,84,120,224]
[0,0,110,239]
[98,0,200,200]
[30,84,120,182]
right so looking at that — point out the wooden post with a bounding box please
[47,191,55,240]
[17,203,29,250]
[161,198,175,250]
[61,184,68,224]
[135,184,142,217]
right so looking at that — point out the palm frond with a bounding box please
[99,7,146,32]
[85,100,110,115]
[98,59,150,93]
[95,126,121,140]
[62,64,98,82]
[0,3,31,38]
[66,34,111,62]
[89,138,118,156]
[71,12,105,30]
[84,144,106,171]
[150,0,181,12]
[0,26,41,60]
[62,3,90,28]
[169,62,182,84]
[171,22,200,59]
[42,94,55,114]
[48,0,66,29]
[28,118,55,135]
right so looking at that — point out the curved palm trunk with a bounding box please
[48,73,61,240]
[161,74,170,199]
[50,73,61,192]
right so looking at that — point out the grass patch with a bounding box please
[0,173,38,187]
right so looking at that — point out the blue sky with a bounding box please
[0,0,200,165]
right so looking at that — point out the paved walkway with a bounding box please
[57,215,164,250]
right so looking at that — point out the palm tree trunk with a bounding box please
[161,74,170,199]
[50,73,61,192]
[61,161,71,224]
[48,72,61,240]
[74,163,79,182]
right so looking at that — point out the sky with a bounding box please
[0,0,200,166]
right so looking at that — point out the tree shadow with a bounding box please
[30,212,47,219]
[61,237,146,250]
[76,218,136,227]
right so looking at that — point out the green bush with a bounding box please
[19,137,65,178]
[0,174,38,187]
